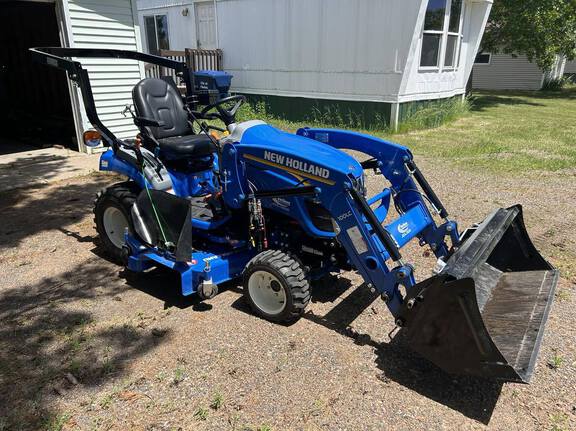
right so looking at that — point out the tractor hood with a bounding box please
[231,122,363,183]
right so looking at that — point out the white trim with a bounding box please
[143,13,170,54]
[138,0,201,11]
[474,52,492,66]
[56,0,87,153]
[419,0,465,72]
[390,103,400,131]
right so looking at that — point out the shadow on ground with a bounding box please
[0,173,111,250]
[303,281,503,425]
[0,257,169,429]
[470,93,544,112]
[471,87,576,112]
[121,266,216,312]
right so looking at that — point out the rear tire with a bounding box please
[243,250,310,323]
[94,181,139,263]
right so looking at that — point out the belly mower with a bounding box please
[31,47,558,383]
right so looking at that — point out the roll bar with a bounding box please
[29,47,195,151]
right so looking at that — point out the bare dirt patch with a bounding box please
[0,167,574,431]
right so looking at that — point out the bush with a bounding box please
[541,77,569,91]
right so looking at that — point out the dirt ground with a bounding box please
[0,161,575,431]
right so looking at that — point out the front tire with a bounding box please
[94,181,139,263]
[243,250,310,323]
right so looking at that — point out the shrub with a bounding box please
[396,97,471,133]
[541,77,569,91]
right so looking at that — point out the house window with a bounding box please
[144,15,170,56]
[420,0,464,69]
[474,53,492,65]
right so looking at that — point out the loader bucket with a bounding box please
[399,205,558,383]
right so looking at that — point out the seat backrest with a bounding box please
[132,78,191,139]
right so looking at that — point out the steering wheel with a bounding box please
[200,95,246,126]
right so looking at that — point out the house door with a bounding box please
[195,2,216,49]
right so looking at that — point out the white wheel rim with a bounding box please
[248,270,287,315]
[103,206,128,249]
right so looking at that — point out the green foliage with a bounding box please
[548,354,564,369]
[99,393,115,409]
[43,413,71,431]
[193,407,208,421]
[236,99,388,131]
[482,0,576,71]
[549,412,569,431]
[172,367,186,385]
[210,392,224,410]
[541,77,570,91]
[397,97,470,133]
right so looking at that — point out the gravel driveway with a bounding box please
[0,163,574,431]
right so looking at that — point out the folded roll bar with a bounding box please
[29,47,195,151]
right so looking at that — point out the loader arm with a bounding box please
[293,128,459,315]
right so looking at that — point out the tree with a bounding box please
[481,0,576,71]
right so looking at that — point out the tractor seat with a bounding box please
[132,77,215,161]
[157,134,215,159]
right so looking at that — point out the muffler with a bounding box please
[398,205,558,383]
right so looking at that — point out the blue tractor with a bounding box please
[31,48,558,383]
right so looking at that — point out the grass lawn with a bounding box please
[241,87,576,173]
[395,87,576,173]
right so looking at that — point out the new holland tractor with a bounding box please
[31,47,558,383]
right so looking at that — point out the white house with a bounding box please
[0,0,145,155]
[472,53,567,91]
[565,60,576,77]
[137,0,492,128]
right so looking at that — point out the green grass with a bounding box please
[43,413,71,431]
[193,407,208,421]
[236,86,576,173]
[548,354,564,369]
[397,87,576,173]
[210,392,224,410]
[172,367,186,385]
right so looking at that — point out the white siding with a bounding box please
[137,1,197,51]
[472,54,545,91]
[67,0,144,141]
[216,0,489,103]
[217,0,419,103]
[564,60,576,74]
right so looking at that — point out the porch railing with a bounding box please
[185,48,223,72]
[144,48,224,80]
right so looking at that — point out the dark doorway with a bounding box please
[0,1,76,155]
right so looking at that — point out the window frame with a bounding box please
[419,0,466,72]
[143,14,170,56]
[474,53,492,66]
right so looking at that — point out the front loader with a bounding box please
[31,47,558,383]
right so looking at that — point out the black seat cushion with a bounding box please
[133,78,191,139]
[157,134,215,159]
